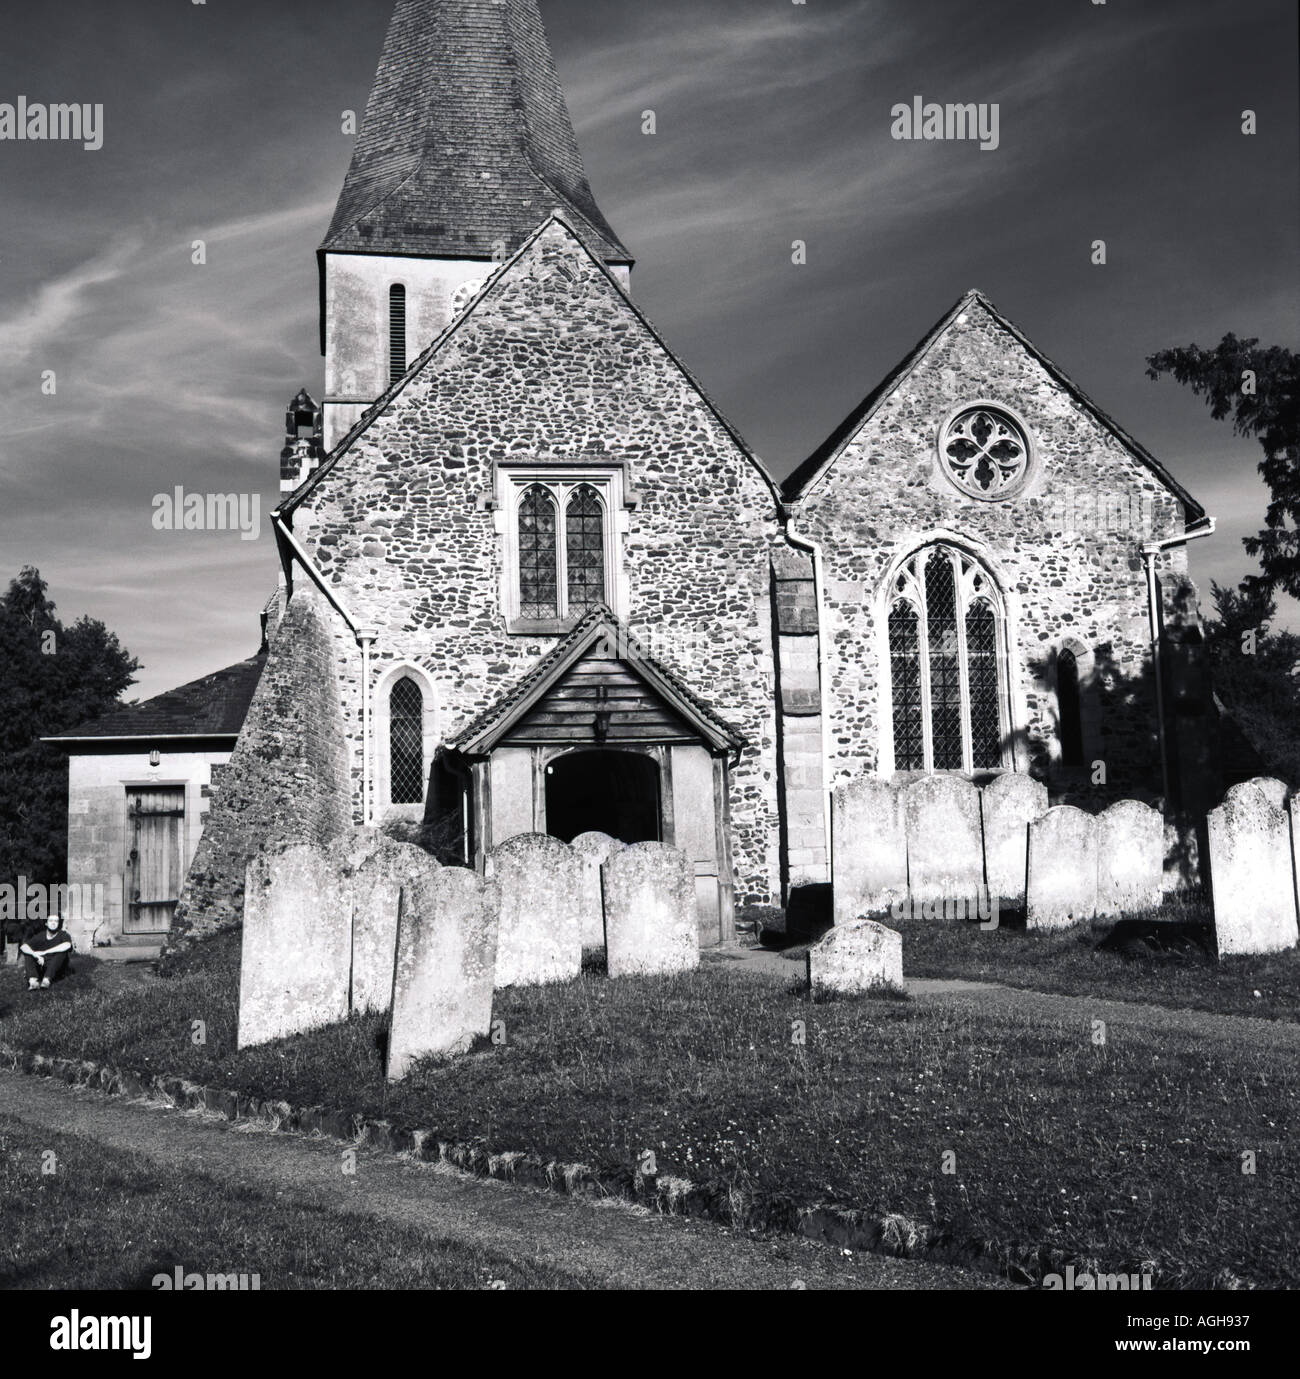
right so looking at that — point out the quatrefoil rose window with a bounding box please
[940,406,1031,499]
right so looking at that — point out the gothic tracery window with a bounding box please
[940,406,1030,499]
[518,484,559,620]
[508,475,613,625]
[565,484,606,616]
[887,546,1008,772]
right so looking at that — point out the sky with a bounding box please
[1,0,1296,701]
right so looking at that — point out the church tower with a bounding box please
[317,0,633,450]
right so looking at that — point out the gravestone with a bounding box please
[832,776,906,923]
[348,841,441,1014]
[238,843,350,1048]
[1226,777,1289,812]
[603,843,698,978]
[1026,806,1098,930]
[570,831,625,949]
[489,834,582,987]
[1207,790,1299,957]
[981,774,1049,907]
[387,867,500,1080]
[807,919,904,997]
[1096,800,1163,917]
[903,775,984,906]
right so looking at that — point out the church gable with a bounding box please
[788,290,1203,534]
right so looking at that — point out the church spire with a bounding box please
[321,0,630,265]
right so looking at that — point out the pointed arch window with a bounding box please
[502,472,618,630]
[388,284,407,383]
[886,545,1009,772]
[1057,648,1085,768]
[389,676,425,804]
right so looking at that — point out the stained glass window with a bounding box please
[887,545,1008,772]
[966,600,1001,768]
[566,485,605,614]
[925,551,963,770]
[390,677,424,804]
[518,485,558,620]
[889,602,924,771]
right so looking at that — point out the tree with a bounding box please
[1146,335,1300,598]
[1202,577,1300,788]
[0,567,140,894]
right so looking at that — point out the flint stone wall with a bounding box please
[489,834,582,987]
[570,831,624,949]
[237,843,350,1048]
[387,867,500,1079]
[832,776,907,922]
[603,843,698,978]
[1208,790,1299,957]
[808,919,904,997]
[1027,806,1098,930]
[1096,800,1163,917]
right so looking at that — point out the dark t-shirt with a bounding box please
[27,926,73,955]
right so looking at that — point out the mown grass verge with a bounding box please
[2,931,1295,1289]
[0,1112,587,1290]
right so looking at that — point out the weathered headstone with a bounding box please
[832,775,906,923]
[570,831,625,949]
[903,775,984,906]
[603,842,698,978]
[238,843,350,1049]
[807,919,904,997]
[1026,806,1098,930]
[387,867,500,1080]
[1208,790,1299,957]
[348,841,441,1014]
[1096,800,1164,917]
[1226,777,1289,812]
[489,834,582,987]
[980,773,1049,907]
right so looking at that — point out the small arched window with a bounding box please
[1057,648,1085,768]
[518,485,559,620]
[389,677,425,804]
[885,545,1009,772]
[388,284,407,383]
[565,485,605,616]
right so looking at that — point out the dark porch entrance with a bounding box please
[545,750,661,845]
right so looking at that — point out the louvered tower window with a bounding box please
[886,545,1009,772]
[1057,648,1084,767]
[389,677,424,804]
[389,284,407,383]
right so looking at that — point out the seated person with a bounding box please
[20,914,74,990]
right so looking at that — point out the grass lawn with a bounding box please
[0,1112,587,1290]
[885,902,1300,1024]
[2,934,1296,1289]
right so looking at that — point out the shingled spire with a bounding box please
[322,0,631,264]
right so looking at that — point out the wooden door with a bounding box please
[126,787,184,933]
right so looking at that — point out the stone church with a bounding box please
[56,0,1214,953]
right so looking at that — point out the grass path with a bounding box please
[0,1071,1008,1292]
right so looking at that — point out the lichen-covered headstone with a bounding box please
[1026,806,1098,930]
[1226,777,1289,812]
[489,833,582,987]
[1097,800,1163,917]
[903,775,984,906]
[348,840,441,1014]
[603,842,698,978]
[807,919,904,997]
[1208,790,1299,957]
[832,775,906,923]
[387,867,500,1080]
[570,831,625,949]
[980,774,1049,907]
[238,843,350,1048]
